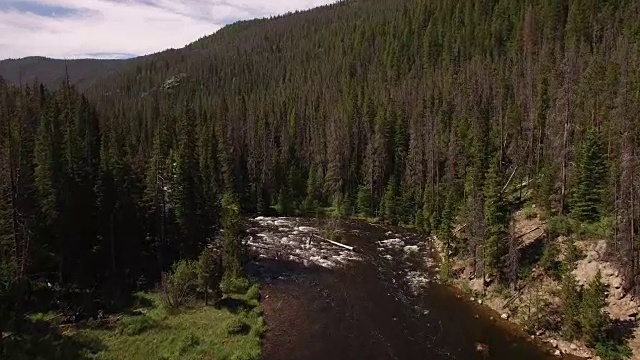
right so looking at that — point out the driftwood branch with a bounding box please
[312,234,355,252]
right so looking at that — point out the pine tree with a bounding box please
[580,270,609,346]
[276,185,292,216]
[170,106,204,259]
[382,180,399,225]
[560,271,581,340]
[34,105,58,226]
[505,214,520,289]
[539,237,559,277]
[571,130,607,222]
[221,192,244,279]
[483,155,508,278]
[197,248,222,305]
[356,184,372,217]
[304,164,322,212]
[563,238,581,275]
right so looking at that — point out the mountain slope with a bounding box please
[0,56,130,90]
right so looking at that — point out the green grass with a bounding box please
[10,290,263,360]
[522,204,538,219]
[77,292,263,360]
[548,214,614,240]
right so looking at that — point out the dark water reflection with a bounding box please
[255,219,580,360]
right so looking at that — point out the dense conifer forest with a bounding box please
[3,0,640,357]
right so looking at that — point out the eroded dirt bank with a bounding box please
[247,217,579,360]
[439,208,639,360]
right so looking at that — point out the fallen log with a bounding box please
[516,226,544,240]
[312,234,356,252]
[500,166,518,194]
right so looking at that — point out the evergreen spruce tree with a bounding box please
[571,130,607,222]
[563,238,581,275]
[382,180,399,225]
[197,248,222,305]
[356,184,372,217]
[34,106,58,226]
[276,185,292,216]
[580,270,608,346]
[483,155,508,278]
[221,192,244,280]
[170,106,204,258]
[304,164,322,212]
[560,271,582,340]
[420,187,437,235]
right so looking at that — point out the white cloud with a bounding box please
[0,0,335,60]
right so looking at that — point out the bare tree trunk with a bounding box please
[560,106,569,214]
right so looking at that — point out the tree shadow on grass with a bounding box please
[2,318,105,360]
[26,282,155,322]
[518,235,546,270]
[218,297,256,314]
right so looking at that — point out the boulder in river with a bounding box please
[297,226,317,233]
[274,219,292,226]
[379,239,405,248]
[475,342,489,355]
[403,245,419,254]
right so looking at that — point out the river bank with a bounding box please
[433,209,639,359]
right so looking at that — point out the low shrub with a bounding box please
[522,204,537,220]
[161,260,199,308]
[245,284,260,301]
[549,215,575,237]
[577,216,614,240]
[221,276,250,295]
[224,318,250,336]
[438,256,453,284]
[595,340,633,360]
[117,315,159,336]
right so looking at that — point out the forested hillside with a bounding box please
[3,0,640,357]
[85,0,640,288]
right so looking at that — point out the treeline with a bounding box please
[0,81,223,289]
[0,79,252,338]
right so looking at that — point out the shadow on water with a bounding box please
[218,297,256,313]
[256,219,582,360]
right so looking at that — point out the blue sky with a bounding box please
[0,0,335,60]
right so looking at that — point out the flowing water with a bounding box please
[247,217,581,360]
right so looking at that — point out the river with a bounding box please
[246,217,581,360]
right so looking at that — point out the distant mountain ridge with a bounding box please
[0,56,133,90]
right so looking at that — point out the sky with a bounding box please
[0,0,336,60]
